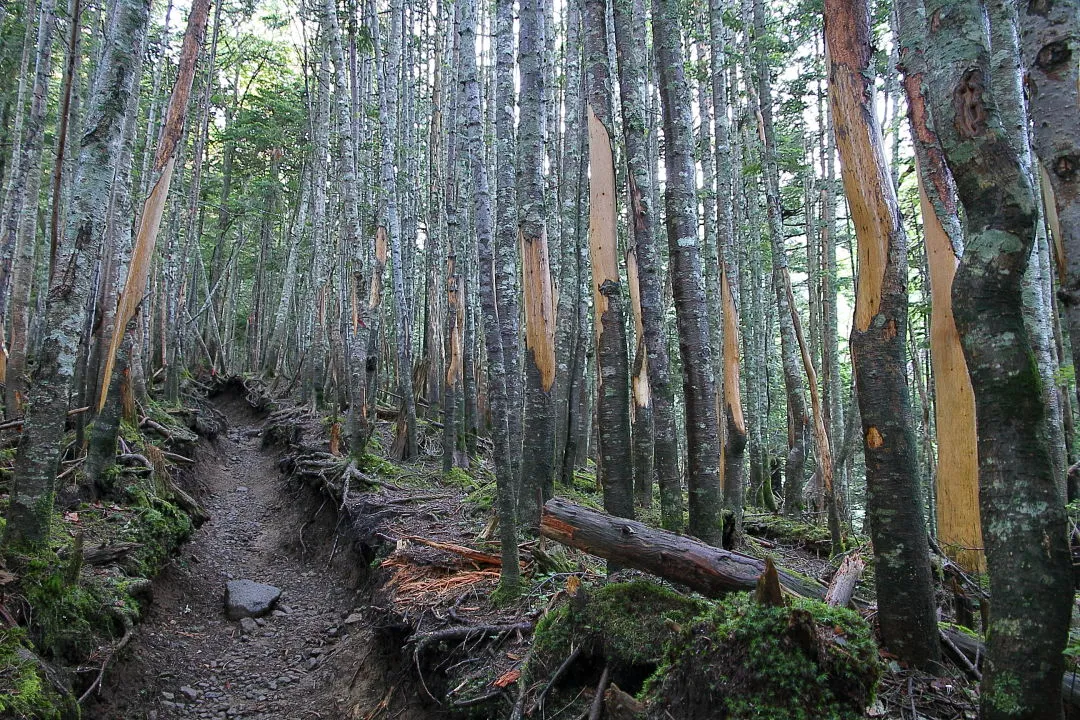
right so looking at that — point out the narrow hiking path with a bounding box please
[88,397,431,720]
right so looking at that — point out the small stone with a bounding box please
[255,618,266,627]
[278,605,293,614]
[326,626,339,637]
[181,686,199,700]
[271,610,287,618]
[343,613,363,625]
[239,617,258,634]
[162,692,176,701]
[235,486,248,493]
[305,658,319,672]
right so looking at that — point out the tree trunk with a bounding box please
[826,0,940,668]
[653,0,722,545]
[925,0,1074,713]
[613,0,682,529]
[3,0,151,548]
[517,0,557,531]
[461,0,521,595]
[1,0,57,416]
[583,0,634,524]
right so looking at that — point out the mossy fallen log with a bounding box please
[540,497,828,600]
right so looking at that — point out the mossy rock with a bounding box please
[643,593,880,720]
[530,581,708,694]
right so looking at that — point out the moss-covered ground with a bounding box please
[0,401,201,716]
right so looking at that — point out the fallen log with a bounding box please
[539,497,828,601]
[940,626,1080,709]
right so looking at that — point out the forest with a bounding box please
[0,0,1077,717]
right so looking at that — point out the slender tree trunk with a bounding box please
[613,0,682,528]
[583,0,634,524]
[460,0,521,594]
[925,0,1073,713]
[653,0,722,544]
[517,0,557,530]
[494,0,523,485]
[2,0,57,416]
[826,0,940,668]
[3,0,151,548]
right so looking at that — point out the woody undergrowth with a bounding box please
[0,401,201,718]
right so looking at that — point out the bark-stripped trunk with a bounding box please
[583,0,634,523]
[653,0,722,544]
[924,0,1073,714]
[460,0,521,594]
[612,0,682,528]
[826,0,940,668]
[517,0,557,530]
[1,0,57,415]
[894,0,983,573]
[3,0,150,548]
[708,0,747,539]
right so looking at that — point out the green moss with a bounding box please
[0,627,63,719]
[743,515,840,552]
[121,496,193,576]
[531,581,709,682]
[644,593,880,720]
[358,452,401,478]
[444,467,473,488]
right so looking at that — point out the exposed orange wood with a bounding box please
[919,171,983,573]
[627,246,651,414]
[520,227,557,392]
[721,268,744,435]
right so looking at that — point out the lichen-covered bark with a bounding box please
[460,0,521,593]
[925,0,1074,715]
[826,0,940,668]
[613,0,682,528]
[653,0,722,544]
[1,0,57,415]
[517,0,557,531]
[4,0,151,548]
[584,0,634,524]
[1021,0,1080,479]
[494,0,523,485]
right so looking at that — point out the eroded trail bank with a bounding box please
[88,396,431,720]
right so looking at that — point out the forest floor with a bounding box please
[86,394,432,720]
[75,383,988,720]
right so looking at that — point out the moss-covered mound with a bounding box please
[644,593,880,720]
[0,627,66,719]
[530,581,708,693]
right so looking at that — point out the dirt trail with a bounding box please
[89,398,430,720]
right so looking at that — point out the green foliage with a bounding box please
[0,627,63,720]
[644,593,880,720]
[358,452,402,479]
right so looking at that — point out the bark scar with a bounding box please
[866,426,884,449]
[954,69,989,139]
